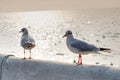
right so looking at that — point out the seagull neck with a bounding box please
[23,31,29,35]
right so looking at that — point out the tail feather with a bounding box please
[27,43,35,48]
[99,47,111,51]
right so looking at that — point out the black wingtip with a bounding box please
[100,48,111,51]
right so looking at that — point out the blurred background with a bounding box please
[0,0,120,12]
[0,0,120,67]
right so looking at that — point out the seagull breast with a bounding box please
[21,34,35,50]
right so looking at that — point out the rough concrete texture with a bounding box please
[0,55,120,80]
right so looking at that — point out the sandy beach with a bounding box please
[0,0,120,11]
[0,8,120,67]
[0,8,120,80]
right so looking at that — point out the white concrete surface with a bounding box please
[0,55,120,80]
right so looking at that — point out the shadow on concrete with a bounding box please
[0,54,120,80]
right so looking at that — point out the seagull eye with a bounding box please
[68,32,72,35]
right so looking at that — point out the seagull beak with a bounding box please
[19,30,22,33]
[63,34,67,38]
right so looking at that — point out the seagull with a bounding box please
[19,28,35,59]
[63,30,110,65]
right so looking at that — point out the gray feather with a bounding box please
[71,39,98,52]
[20,28,35,50]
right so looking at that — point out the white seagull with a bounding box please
[63,30,110,65]
[19,28,35,59]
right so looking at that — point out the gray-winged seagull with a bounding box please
[63,30,110,65]
[19,28,35,59]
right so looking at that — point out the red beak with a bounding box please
[63,34,67,38]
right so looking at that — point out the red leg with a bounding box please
[76,54,82,65]
[23,49,26,60]
[29,50,32,59]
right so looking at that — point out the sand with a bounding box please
[0,8,120,80]
[0,0,120,12]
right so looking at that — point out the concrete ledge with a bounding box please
[0,55,120,80]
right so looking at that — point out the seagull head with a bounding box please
[19,28,28,34]
[63,30,73,38]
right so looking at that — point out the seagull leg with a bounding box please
[76,54,82,65]
[23,49,26,60]
[29,50,32,59]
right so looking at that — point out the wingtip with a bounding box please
[99,47,111,53]
[100,48,111,51]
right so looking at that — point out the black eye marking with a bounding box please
[68,32,72,35]
[22,29,24,32]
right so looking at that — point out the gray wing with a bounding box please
[28,35,35,44]
[71,39,98,52]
